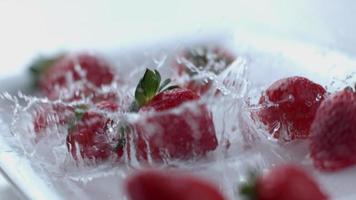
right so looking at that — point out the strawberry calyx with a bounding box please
[130,68,179,112]
[181,46,234,76]
[29,53,64,89]
[344,83,356,92]
[114,124,133,152]
[239,171,259,200]
[184,47,209,76]
[68,104,88,131]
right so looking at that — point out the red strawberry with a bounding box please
[257,76,326,141]
[66,101,124,161]
[175,46,234,95]
[33,104,74,135]
[29,53,116,100]
[129,69,218,162]
[310,86,356,171]
[32,98,119,136]
[240,164,328,200]
[125,170,225,200]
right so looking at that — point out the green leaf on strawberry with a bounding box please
[239,165,328,200]
[239,171,258,200]
[68,104,88,131]
[132,68,179,111]
[29,53,64,89]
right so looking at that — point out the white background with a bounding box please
[1,0,356,77]
[1,0,356,199]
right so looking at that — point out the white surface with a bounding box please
[0,176,21,200]
[0,0,356,75]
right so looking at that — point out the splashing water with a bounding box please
[0,43,355,200]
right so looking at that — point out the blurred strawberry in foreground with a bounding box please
[257,76,326,141]
[174,46,235,95]
[125,170,225,200]
[240,164,328,200]
[310,85,356,171]
[29,53,117,100]
[129,69,218,162]
[66,101,124,161]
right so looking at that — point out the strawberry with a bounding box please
[240,164,328,200]
[66,101,124,161]
[128,69,218,162]
[175,46,234,95]
[257,76,326,141]
[33,104,74,135]
[32,97,119,136]
[310,86,356,171]
[125,170,225,200]
[29,53,116,100]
